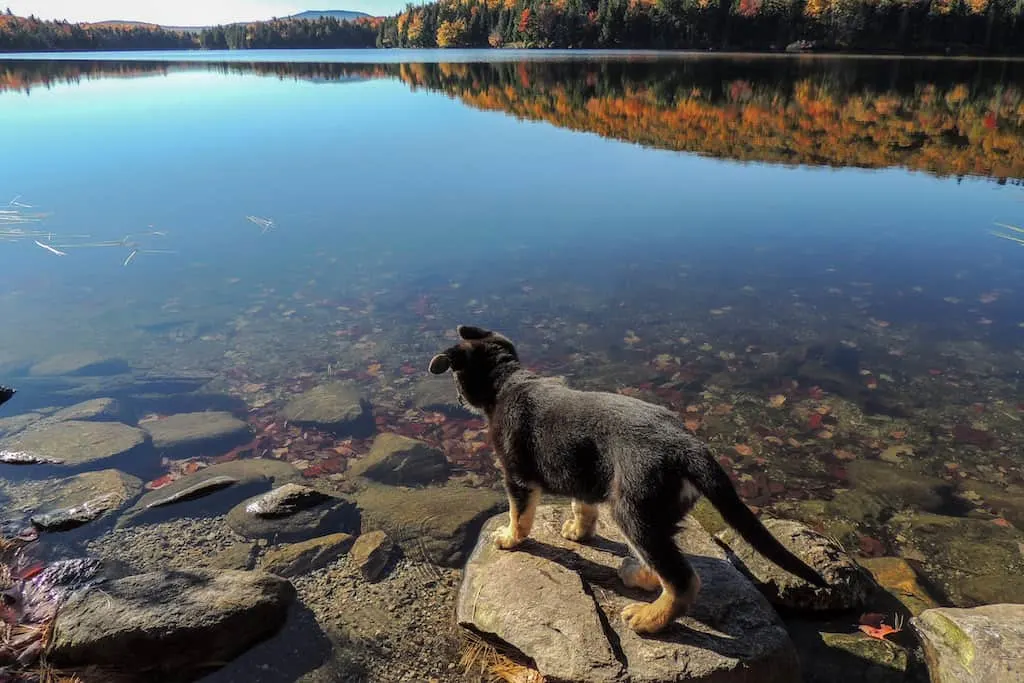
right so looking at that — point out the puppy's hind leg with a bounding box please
[493,480,541,550]
[561,499,599,542]
[613,501,700,635]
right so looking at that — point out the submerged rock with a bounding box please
[410,376,473,417]
[259,533,355,578]
[859,557,939,616]
[212,541,260,571]
[888,510,1024,606]
[48,398,128,424]
[788,622,910,683]
[279,381,373,436]
[350,530,394,582]
[913,604,1024,683]
[30,469,143,531]
[144,475,239,508]
[0,412,44,438]
[347,433,450,486]
[143,411,253,456]
[717,518,877,612]
[0,420,149,468]
[458,505,799,683]
[47,569,295,675]
[119,459,299,527]
[227,483,360,543]
[29,352,130,377]
[353,482,505,567]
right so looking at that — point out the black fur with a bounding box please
[429,326,827,604]
[0,386,13,410]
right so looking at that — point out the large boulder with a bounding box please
[280,382,373,436]
[347,433,450,486]
[142,411,253,456]
[352,482,505,567]
[0,420,149,469]
[119,459,299,527]
[30,469,143,531]
[458,505,800,683]
[912,604,1024,683]
[29,352,130,377]
[717,517,877,612]
[226,483,360,543]
[47,569,295,675]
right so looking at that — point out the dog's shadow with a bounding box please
[507,534,779,659]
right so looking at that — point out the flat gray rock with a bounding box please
[717,517,877,611]
[279,382,372,436]
[48,398,128,424]
[47,569,295,675]
[143,411,253,455]
[913,604,1024,683]
[30,469,143,531]
[348,433,450,486]
[259,533,355,578]
[119,459,299,527]
[226,483,360,543]
[0,421,149,468]
[29,351,130,377]
[0,412,44,439]
[459,505,799,683]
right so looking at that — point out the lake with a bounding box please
[1,50,1023,682]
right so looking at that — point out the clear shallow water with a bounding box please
[1,51,1024,681]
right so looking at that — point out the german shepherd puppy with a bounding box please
[429,325,827,635]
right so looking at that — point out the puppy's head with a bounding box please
[428,325,519,413]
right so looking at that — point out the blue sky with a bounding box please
[5,0,400,24]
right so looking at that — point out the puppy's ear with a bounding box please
[428,346,468,374]
[457,325,492,340]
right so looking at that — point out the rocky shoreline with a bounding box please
[2,340,1023,682]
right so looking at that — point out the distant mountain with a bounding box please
[286,10,372,21]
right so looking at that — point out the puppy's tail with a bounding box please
[690,454,828,588]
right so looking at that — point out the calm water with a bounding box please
[1,50,1024,681]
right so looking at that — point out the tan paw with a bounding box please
[492,526,521,550]
[618,559,661,592]
[621,601,674,634]
[561,517,594,542]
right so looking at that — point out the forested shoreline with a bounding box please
[0,11,379,52]
[378,0,1024,53]
[2,1,1024,54]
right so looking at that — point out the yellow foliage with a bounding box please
[436,18,469,47]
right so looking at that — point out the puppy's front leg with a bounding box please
[493,480,540,550]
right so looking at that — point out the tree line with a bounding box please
[5,0,1024,53]
[0,11,193,51]
[376,0,1024,53]
[0,10,378,52]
